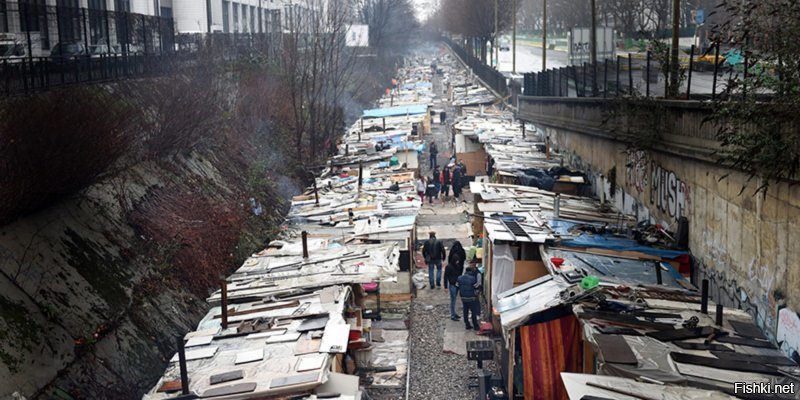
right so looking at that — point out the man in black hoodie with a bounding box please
[444,241,466,321]
[422,232,446,289]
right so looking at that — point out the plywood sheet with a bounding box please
[184,336,213,348]
[295,338,322,355]
[235,349,264,364]
[320,324,351,353]
[170,346,218,362]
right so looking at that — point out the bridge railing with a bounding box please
[442,36,508,97]
[523,42,740,101]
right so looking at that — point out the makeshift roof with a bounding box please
[362,104,428,118]
[143,285,354,399]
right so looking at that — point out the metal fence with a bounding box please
[0,1,176,94]
[442,36,508,97]
[523,42,735,101]
[0,1,286,95]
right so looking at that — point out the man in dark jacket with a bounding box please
[444,241,466,320]
[429,141,438,169]
[422,232,446,289]
[451,165,463,201]
[456,266,481,330]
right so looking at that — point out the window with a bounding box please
[249,6,255,33]
[232,2,238,33]
[20,0,49,48]
[88,0,107,47]
[0,1,7,33]
[222,1,229,33]
[115,0,130,50]
[159,6,171,18]
[115,0,129,12]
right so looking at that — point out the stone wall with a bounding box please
[519,96,800,359]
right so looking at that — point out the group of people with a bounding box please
[416,143,467,205]
[422,232,483,331]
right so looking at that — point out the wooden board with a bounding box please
[157,379,184,393]
[365,293,412,302]
[201,382,257,397]
[729,320,768,340]
[513,260,548,286]
[209,370,244,385]
[294,338,322,355]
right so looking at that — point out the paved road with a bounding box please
[494,39,728,96]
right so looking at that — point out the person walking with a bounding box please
[416,176,426,203]
[456,266,481,330]
[452,164,463,201]
[429,141,438,169]
[432,166,441,200]
[422,232,446,289]
[441,165,451,202]
[425,176,437,204]
[444,241,466,321]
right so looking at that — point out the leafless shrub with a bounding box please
[0,87,138,224]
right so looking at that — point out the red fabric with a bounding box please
[519,315,582,400]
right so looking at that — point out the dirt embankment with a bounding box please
[0,76,300,399]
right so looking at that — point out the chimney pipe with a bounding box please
[655,262,663,285]
[554,194,561,218]
[301,231,309,259]
[176,336,190,395]
[715,304,724,326]
[545,136,551,160]
[701,279,709,314]
[358,162,363,190]
[345,143,349,156]
[359,118,363,142]
[220,278,228,329]
[313,180,319,205]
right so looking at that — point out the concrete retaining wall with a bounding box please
[519,96,800,357]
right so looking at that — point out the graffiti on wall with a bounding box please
[624,149,648,194]
[778,308,800,361]
[650,161,691,220]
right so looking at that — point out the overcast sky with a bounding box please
[412,0,440,22]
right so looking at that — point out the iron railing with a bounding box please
[523,42,739,101]
[442,36,508,97]
[0,2,283,95]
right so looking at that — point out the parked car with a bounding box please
[49,41,88,61]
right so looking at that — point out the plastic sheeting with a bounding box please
[550,219,689,260]
[491,244,515,307]
[363,104,428,118]
[560,373,738,400]
[515,168,555,191]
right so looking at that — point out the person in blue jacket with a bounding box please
[456,266,481,331]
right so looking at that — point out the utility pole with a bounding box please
[669,0,681,97]
[590,0,597,65]
[494,0,499,68]
[512,0,516,74]
[542,0,547,72]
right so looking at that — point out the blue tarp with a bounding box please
[387,215,417,228]
[549,248,686,288]
[363,104,428,118]
[550,218,689,260]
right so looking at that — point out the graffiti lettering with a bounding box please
[778,308,800,359]
[624,150,647,194]
[649,161,690,220]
